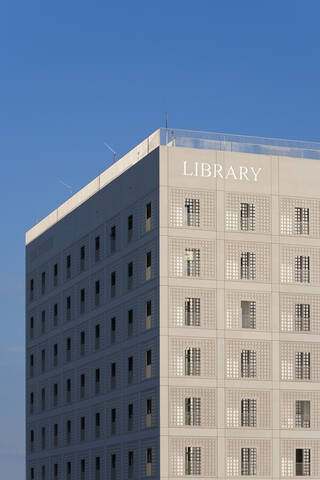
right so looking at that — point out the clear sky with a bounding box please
[2,0,320,477]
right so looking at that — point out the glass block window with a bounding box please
[296,448,310,476]
[296,400,310,429]
[241,350,257,378]
[170,288,216,329]
[240,252,256,280]
[241,300,256,329]
[169,188,216,230]
[185,298,200,326]
[241,399,257,427]
[169,387,216,428]
[185,397,201,426]
[169,438,216,477]
[227,440,271,477]
[240,203,255,231]
[170,239,215,279]
[170,338,215,378]
[185,447,201,475]
[296,352,310,380]
[281,245,320,285]
[226,291,270,331]
[280,294,320,334]
[185,347,201,376]
[185,248,200,277]
[295,256,310,283]
[295,304,310,331]
[241,447,257,476]
[225,192,271,233]
[226,390,271,429]
[185,199,200,227]
[295,207,310,235]
[226,241,270,282]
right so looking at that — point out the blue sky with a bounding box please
[1,0,320,477]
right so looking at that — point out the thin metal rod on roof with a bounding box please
[58,179,73,197]
[104,142,117,163]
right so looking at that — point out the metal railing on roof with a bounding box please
[160,127,320,159]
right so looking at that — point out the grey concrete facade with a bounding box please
[26,129,320,479]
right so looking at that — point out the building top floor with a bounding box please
[26,127,320,245]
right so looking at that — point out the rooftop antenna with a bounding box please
[165,112,168,145]
[59,179,73,197]
[104,142,117,163]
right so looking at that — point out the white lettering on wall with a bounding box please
[183,161,262,182]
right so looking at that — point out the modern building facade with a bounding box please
[26,128,320,480]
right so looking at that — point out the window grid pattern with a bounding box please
[225,241,271,282]
[169,338,216,378]
[169,188,216,230]
[280,197,320,238]
[280,391,320,430]
[169,387,216,428]
[225,192,271,233]
[241,447,256,476]
[169,238,216,279]
[225,340,271,380]
[184,198,200,227]
[225,290,271,331]
[226,439,272,477]
[169,288,216,329]
[226,389,271,429]
[280,342,320,382]
[169,438,216,477]
[281,440,320,478]
[280,245,320,285]
[280,294,320,334]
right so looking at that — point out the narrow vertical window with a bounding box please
[185,198,200,227]
[80,245,85,271]
[41,310,46,333]
[185,347,201,376]
[111,362,116,389]
[66,255,71,279]
[146,251,152,280]
[146,203,152,232]
[111,317,116,343]
[241,300,256,329]
[66,296,71,320]
[185,248,200,276]
[95,324,100,350]
[111,271,116,297]
[128,403,133,431]
[146,350,152,378]
[128,451,134,478]
[296,448,310,476]
[80,416,85,441]
[128,309,133,336]
[111,408,116,434]
[185,446,201,475]
[295,400,310,428]
[185,298,200,326]
[80,288,85,314]
[30,278,34,301]
[128,262,133,289]
[128,356,133,384]
[41,271,46,294]
[53,303,58,326]
[80,373,85,399]
[146,398,152,427]
[80,331,85,356]
[241,398,257,427]
[110,226,116,253]
[295,352,310,379]
[240,252,256,280]
[146,300,152,329]
[295,304,310,331]
[241,350,256,378]
[95,280,100,306]
[185,397,201,426]
[295,207,309,235]
[53,263,58,287]
[241,447,257,476]
[295,255,310,283]
[95,368,100,394]
[66,337,71,362]
[95,235,100,262]
[30,316,34,339]
[240,202,255,231]
[146,448,152,476]
[95,412,100,438]
[128,214,133,241]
